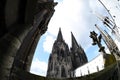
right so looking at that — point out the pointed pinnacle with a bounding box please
[71,32,79,49]
[57,28,63,41]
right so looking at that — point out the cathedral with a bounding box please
[46,28,88,78]
[0,0,120,80]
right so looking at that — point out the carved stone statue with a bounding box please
[90,31,106,56]
[90,31,98,45]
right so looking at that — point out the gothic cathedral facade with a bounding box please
[46,28,88,78]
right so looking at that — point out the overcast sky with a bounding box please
[30,0,120,76]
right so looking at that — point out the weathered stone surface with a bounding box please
[47,29,88,78]
[9,61,120,80]
[0,0,57,80]
[71,32,88,70]
[1,0,119,80]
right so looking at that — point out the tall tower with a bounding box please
[46,28,73,78]
[47,29,88,78]
[70,32,88,70]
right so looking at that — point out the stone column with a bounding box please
[0,24,32,80]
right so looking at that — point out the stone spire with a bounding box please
[71,32,85,51]
[47,29,74,78]
[71,32,79,49]
[57,28,63,41]
[70,32,88,70]
[47,30,88,78]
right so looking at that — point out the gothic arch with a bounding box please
[0,0,57,80]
